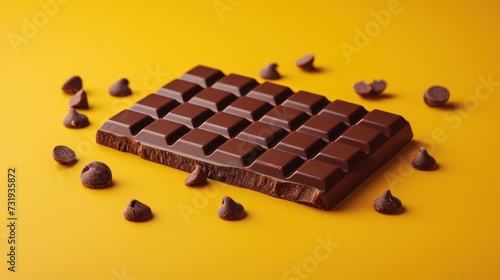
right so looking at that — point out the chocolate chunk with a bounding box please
[124,199,153,222]
[217,196,246,220]
[282,90,329,115]
[246,82,293,106]
[223,96,273,121]
[296,54,316,71]
[164,103,214,128]
[199,112,250,138]
[69,89,89,109]
[189,88,236,112]
[259,105,309,131]
[412,147,437,170]
[274,131,326,159]
[424,86,450,107]
[157,79,203,102]
[109,78,132,97]
[235,121,288,148]
[62,75,82,94]
[130,94,179,118]
[81,161,112,189]
[259,63,281,80]
[180,65,225,88]
[370,80,387,95]
[63,108,90,128]
[52,145,77,165]
[96,65,414,210]
[373,190,403,214]
[185,165,208,186]
[212,74,259,96]
[319,100,368,125]
[297,115,347,141]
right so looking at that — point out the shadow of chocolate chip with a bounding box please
[109,78,132,97]
[62,75,83,94]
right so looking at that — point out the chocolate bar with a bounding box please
[96,65,413,210]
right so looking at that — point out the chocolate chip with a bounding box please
[370,80,387,95]
[62,75,83,94]
[296,54,316,72]
[68,89,89,109]
[424,86,450,107]
[259,63,281,80]
[217,196,246,220]
[124,199,153,222]
[109,78,132,97]
[373,190,403,214]
[185,165,207,186]
[52,145,77,165]
[354,81,373,95]
[81,161,112,189]
[63,108,90,128]
[412,147,437,170]
[354,80,387,96]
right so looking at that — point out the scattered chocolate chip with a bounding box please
[62,75,83,94]
[124,199,153,222]
[185,165,207,186]
[63,108,90,128]
[68,89,89,109]
[52,145,77,165]
[412,147,437,170]
[296,54,316,71]
[218,196,246,220]
[81,161,112,189]
[354,81,373,95]
[354,80,387,96]
[109,78,132,97]
[259,63,281,80]
[424,86,450,107]
[370,80,387,95]
[373,190,403,214]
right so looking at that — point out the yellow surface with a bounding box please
[1,0,500,279]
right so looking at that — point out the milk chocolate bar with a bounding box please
[96,65,413,210]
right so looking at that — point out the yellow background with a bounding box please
[1,0,500,279]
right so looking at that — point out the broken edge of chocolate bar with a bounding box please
[96,65,413,210]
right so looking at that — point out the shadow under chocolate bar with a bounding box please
[96,65,413,210]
